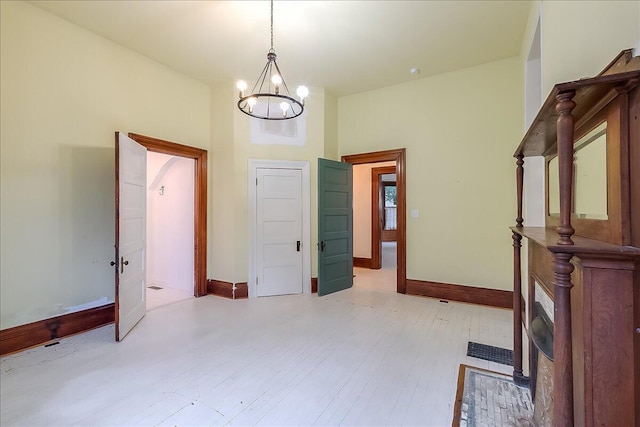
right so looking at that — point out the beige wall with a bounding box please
[353,162,395,258]
[339,58,522,290]
[323,91,340,161]
[540,1,639,94]
[209,83,236,283]
[0,1,210,329]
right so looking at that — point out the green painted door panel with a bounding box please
[317,158,353,296]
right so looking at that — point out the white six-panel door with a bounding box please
[115,132,147,341]
[256,168,303,297]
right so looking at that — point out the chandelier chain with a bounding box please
[270,0,274,51]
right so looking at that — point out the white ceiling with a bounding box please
[30,0,532,97]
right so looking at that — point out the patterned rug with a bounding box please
[452,364,534,427]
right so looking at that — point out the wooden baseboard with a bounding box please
[405,279,513,309]
[0,303,115,356]
[207,279,233,298]
[311,277,318,293]
[207,279,248,299]
[234,282,248,299]
[353,257,372,268]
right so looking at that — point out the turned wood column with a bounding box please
[555,91,576,246]
[553,252,575,427]
[553,90,576,427]
[512,155,527,385]
[515,155,524,229]
[512,231,526,384]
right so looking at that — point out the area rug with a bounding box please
[452,364,534,427]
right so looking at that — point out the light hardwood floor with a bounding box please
[146,285,194,312]
[1,268,512,426]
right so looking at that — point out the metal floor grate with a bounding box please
[467,342,513,366]
[147,285,163,290]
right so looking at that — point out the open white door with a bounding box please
[115,132,147,341]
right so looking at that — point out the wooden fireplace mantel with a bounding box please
[511,50,640,427]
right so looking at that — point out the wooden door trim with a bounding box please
[128,133,208,297]
[342,148,407,294]
[114,133,121,339]
[371,166,396,269]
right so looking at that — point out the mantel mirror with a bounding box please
[547,121,608,220]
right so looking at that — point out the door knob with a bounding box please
[320,241,326,252]
[120,256,129,274]
[110,261,116,267]
[297,241,301,252]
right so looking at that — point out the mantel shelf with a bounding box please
[510,226,640,257]
[513,70,639,158]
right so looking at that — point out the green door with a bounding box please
[318,158,353,296]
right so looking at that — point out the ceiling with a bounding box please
[30,1,532,97]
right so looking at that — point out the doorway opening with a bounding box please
[371,164,397,270]
[145,152,195,310]
[128,133,208,300]
[378,167,397,270]
[342,148,406,293]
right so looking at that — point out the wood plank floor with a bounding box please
[0,268,513,426]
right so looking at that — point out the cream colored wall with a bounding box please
[353,162,395,258]
[323,91,339,161]
[339,57,522,290]
[540,1,640,94]
[0,1,210,329]
[209,83,236,283]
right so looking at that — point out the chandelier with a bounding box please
[236,0,308,120]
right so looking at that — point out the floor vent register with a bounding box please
[466,342,513,366]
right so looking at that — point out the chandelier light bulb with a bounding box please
[280,101,289,117]
[247,97,257,113]
[271,74,282,94]
[296,85,309,104]
[236,80,247,98]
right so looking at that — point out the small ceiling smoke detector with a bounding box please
[409,67,420,75]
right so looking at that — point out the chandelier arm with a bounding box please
[251,61,271,95]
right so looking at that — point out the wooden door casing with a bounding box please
[128,133,207,297]
[343,149,406,293]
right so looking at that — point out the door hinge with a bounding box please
[256,277,258,285]
[256,178,258,186]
